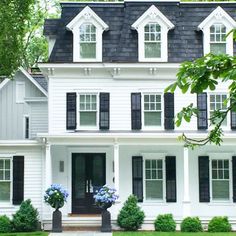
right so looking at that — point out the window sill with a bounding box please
[0,203,15,209]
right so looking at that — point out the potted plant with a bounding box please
[44,184,69,232]
[94,185,119,232]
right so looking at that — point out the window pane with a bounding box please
[80,103,85,110]
[210,43,226,55]
[5,170,10,180]
[152,170,156,179]
[224,160,229,168]
[144,112,161,126]
[218,160,223,168]
[212,170,217,179]
[152,160,156,169]
[146,160,150,168]
[0,160,3,169]
[146,170,151,179]
[0,182,10,201]
[212,160,217,168]
[146,180,163,200]
[0,170,3,180]
[212,180,229,200]
[158,170,162,179]
[224,170,229,179]
[80,43,96,59]
[145,43,161,58]
[144,95,149,102]
[80,112,96,126]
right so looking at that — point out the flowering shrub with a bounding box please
[94,185,118,209]
[44,184,69,210]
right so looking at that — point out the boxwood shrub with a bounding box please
[181,217,203,232]
[154,214,176,232]
[208,216,231,232]
[117,195,145,231]
[12,199,39,232]
[0,215,12,233]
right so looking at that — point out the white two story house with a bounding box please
[1,0,236,230]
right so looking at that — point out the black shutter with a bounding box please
[198,156,210,202]
[66,93,77,130]
[197,93,208,130]
[13,156,24,205]
[99,93,110,130]
[231,111,236,130]
[165,156,176,202]
[131,93,141,130]
[164,93,175,130]
[132,156,143,202]
[232,156,236,202]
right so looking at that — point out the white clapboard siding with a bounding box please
[49,76,230,133]
[0,146,43,219]
[0,70,46,140]
[30,102,48,138]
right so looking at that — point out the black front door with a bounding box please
[72,153,106,214]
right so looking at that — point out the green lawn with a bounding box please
[113,233,236,236]
[0,233,48,236]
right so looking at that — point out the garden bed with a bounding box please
[114,232,236,236]
[0,232,48,236]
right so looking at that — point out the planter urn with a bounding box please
[101,203,112,232]
[52,209,62,232]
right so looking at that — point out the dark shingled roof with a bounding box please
[31,74,48,92]
[44,1,236,63]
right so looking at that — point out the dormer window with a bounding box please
[210,23,226,54]
[79,23,96,59]
[198,6,236,56]
[66,6,109,62]
[132,5,174,62]
[144,23,161,59]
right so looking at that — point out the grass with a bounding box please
[0,232,48,236]
[113,233,236,236]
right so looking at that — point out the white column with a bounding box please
[183,147,191,217]
[114,142,120,194]
[45,144,52,188]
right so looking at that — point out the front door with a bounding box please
[72,153,106,214]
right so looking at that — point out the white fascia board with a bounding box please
[25,97,48,103]
[39,63,180,69]
[0,140,42,147]
[131,5,175,30]
[19,67,48,97]
[66,6,109,31]
[198,6,236,30]
[0,79,10,90]
[37,132,236,140]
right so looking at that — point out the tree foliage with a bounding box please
[166,31,236,148]
[0,0,34,77]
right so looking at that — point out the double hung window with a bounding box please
[210,24,226,55]
[0,159,11,202]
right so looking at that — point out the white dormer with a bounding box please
[132,5,174,62]
[66,6,109,62]
[198,6,236,56]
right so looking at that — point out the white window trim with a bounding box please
[143,153,166,203]
[142,92,164,130]
[198,6,236,56]
[76,92,99,130]
[131,5,174,62]
[208,92,230,130]
[209,155,232,203]
[0,156,13,205]
[16,81,25,104]
[66,6,109,62]
[23,115,30,140]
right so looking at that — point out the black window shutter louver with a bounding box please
[66,93,77,130]
[132,156,143,202]
[198,156,210,202]
[231,106,236,130]
[164,93,175,130]
[99,93,110,130]
[197,93,208,130]
[165,156,177,202]
[13,156,24,205]
[131,93,141,130]
[232,156,236,202]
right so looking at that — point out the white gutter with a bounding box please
[0,140,42,147]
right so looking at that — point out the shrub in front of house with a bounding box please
[208,216,231,232]
[117,195,145,231]
[180,217,203,232]
[12,199,39,232]
[0,215,12,233]
[154,214,176,232]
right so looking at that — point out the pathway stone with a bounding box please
[49,232,112,236]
